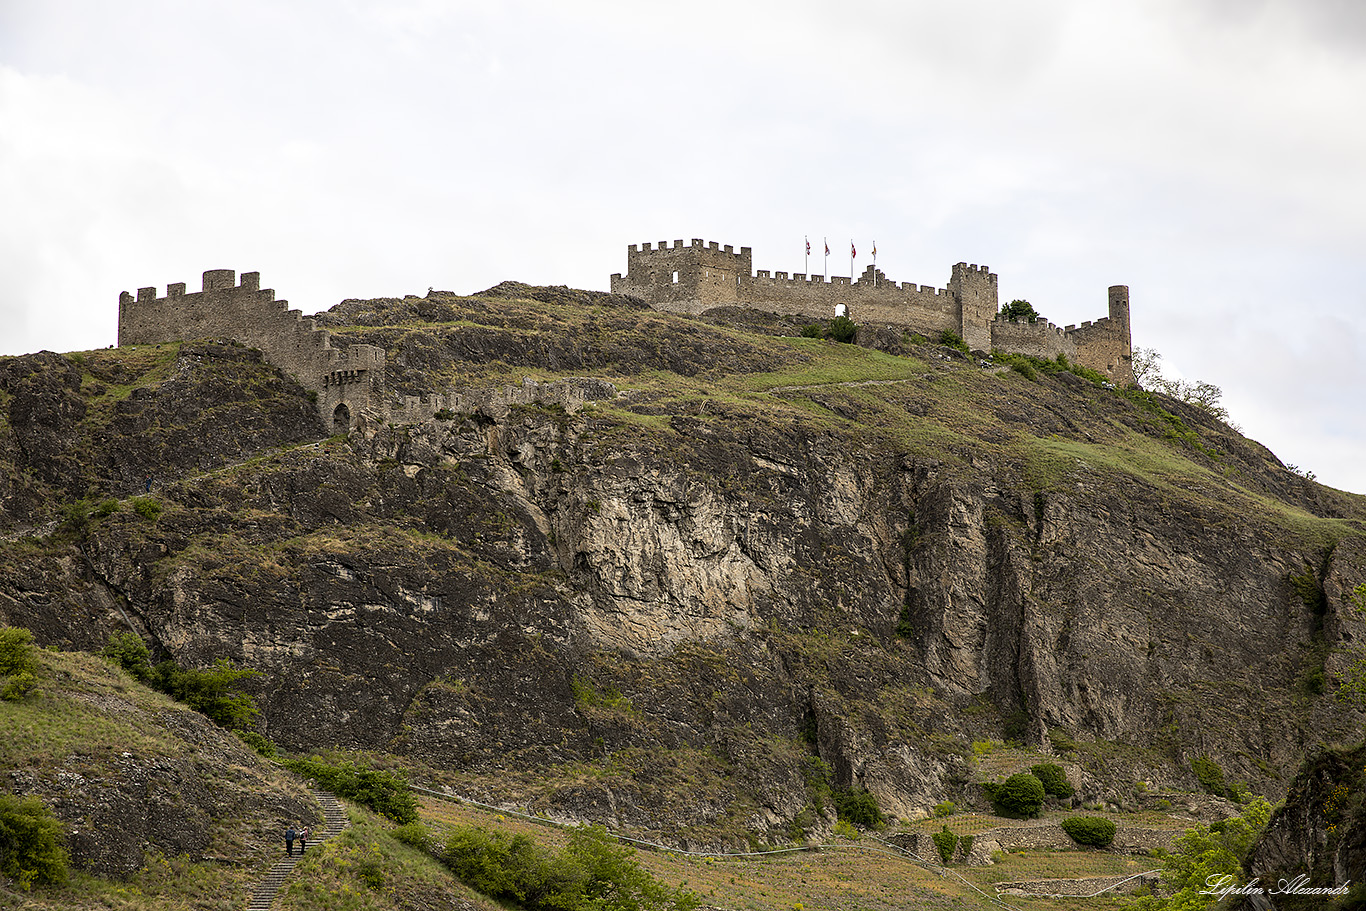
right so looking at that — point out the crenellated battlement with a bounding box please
[612,238,1131,383]
[113,243,1132,435]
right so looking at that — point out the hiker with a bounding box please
[299,825,310,854]
[285,825,296,856]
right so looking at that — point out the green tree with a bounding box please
[0,626,39,701]
[0,794,69,890]
[990,772,1046,818]
[1000,299,1040,322]
[150,658,262,730]
[1136,797,1272,911]
[103,631,153,682]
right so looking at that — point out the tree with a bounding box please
[990,772,1046,818]
[999,299,1040,322]
[1135,797,1272,911]
[1131,346,1164,387]
[1131,346,1233,424]
[0,794,69,890]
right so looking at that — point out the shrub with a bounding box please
[0,627,37,677]
[234,729,277,758]
[151,659,261,730]
[283,757,418,824]
[832,787,885,828]
[937,329,970,353]
[438,823,697,910]
[1031,763,1074,799]
[990,772,1046,818]
[103,631,153,682]
[827,316,858,344]
[1061,816,1116,847]
[0,794,69,890]
[0,627,39,702]
[391,822,432,851]
[932,825,958,864]
[800,324,823,339]
[932,801,956,818]
[1191,755,1241,799]
[131,497,163,521]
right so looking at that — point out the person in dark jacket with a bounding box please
[285,825,297,856]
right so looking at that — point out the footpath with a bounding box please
[246,789,350,911]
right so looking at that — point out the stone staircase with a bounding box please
[246,789,349,911]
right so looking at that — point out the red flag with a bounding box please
[806,238,811,255]
[851,242,856,258]
[872,241,877,257]
[824,241,830,256]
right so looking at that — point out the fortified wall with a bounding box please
[611,239,1133,384]
[118,271,616,431]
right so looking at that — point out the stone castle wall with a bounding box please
[119,270,386,431]
[613,239,1133,385]
[117,271,618,430]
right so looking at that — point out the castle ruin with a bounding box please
[116,241,1133,430]
[117,271,615,431]
[610,239,1133,385]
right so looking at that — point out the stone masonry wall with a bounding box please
[613,239,1131,382]
[119,270,384,430]
[1064,287,1133,385]
[118,271,620,431]
[991,317,1077,363]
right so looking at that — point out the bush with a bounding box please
[932,801,956,818]
[103,631,153,682]
[931,825,958,864]
[832,787,885,828]
[0,794,69,890]
[0,627,39,702]
[827,316,858,344]
[283,757,419,824]
[1191,755,1241,800]
[1061,816,1116,847]
[800,324,823,339]
[937,329,970,353]
[439,823,698,910]
[131,497,163,521]
[151,659,261,730]
[1031,763,1074,799]
[391,822,432,851]
[235,729,277,757]
[990,772,1046,818]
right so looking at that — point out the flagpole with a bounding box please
[805,236,809,275]
[850,239,854,282]
[823,237,828,280]
[872,240,877,287]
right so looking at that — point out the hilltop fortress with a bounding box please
[611,238,1133,385]
[117,271,616,433]
[117,240,1133,431]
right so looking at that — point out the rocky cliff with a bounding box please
[3,284,1365,849]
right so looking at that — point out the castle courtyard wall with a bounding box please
[991,317,1077,362]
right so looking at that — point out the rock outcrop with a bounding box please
[3,287,1365,847]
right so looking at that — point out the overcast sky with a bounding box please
[2,0,1363,492]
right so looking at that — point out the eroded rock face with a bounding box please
[1243,744,1366,904]
[2,305,1365,845]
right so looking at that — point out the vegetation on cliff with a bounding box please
[2,282,1366,904]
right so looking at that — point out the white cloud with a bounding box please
[1,0,1362,491]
